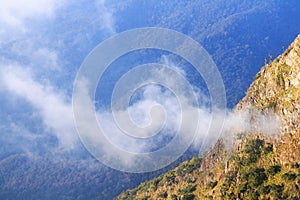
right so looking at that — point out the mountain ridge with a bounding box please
[116,34,300,200]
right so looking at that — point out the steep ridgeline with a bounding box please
[237,34,300,167]
[116,35,300,200]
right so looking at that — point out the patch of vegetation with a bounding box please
[236,184,247,194]
[282,172,297,181]
[263,143,273,155]
[181,193,195,200]
[178,185,196,194]
[291,163,300,169]
[156,192,168,199]
[164,171,176,185]
[170,194,177,200]
[267,165,281,176]
[248,167,268,188]
[224,171,237,187]
[270,184,284,199]
[176,157,201,176]
[206,181,218,189]
[258,185,270,195]
[242,138,264,164]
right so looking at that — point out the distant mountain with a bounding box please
[0,150,197,199]
[116,35,300,199]
[1,1,300,199]
[112,0,300,108]
[0,155,136,200]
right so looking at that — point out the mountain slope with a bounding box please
[116,34,300,200]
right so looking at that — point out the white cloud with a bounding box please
[0,50,279,172]
[0,0,118,155]
[96,85,183,152]
[0,0,66,44]
[95,0,116,34]
[11,40,61,71]
[79,55,280,171]
[33,48,60,71]
[70,57,214,171]
[0,0,61,28]
[0,65,78,151]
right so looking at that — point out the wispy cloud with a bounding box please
[0,0,119,156]
[0,66,78,151]
[0,0,66,42]
[95,0,116,34]
[72,54,281,172]
[0,0,61,28]
[0,52,281,172]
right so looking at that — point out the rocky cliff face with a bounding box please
[237,34,300,167]
[116,35,300,200]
